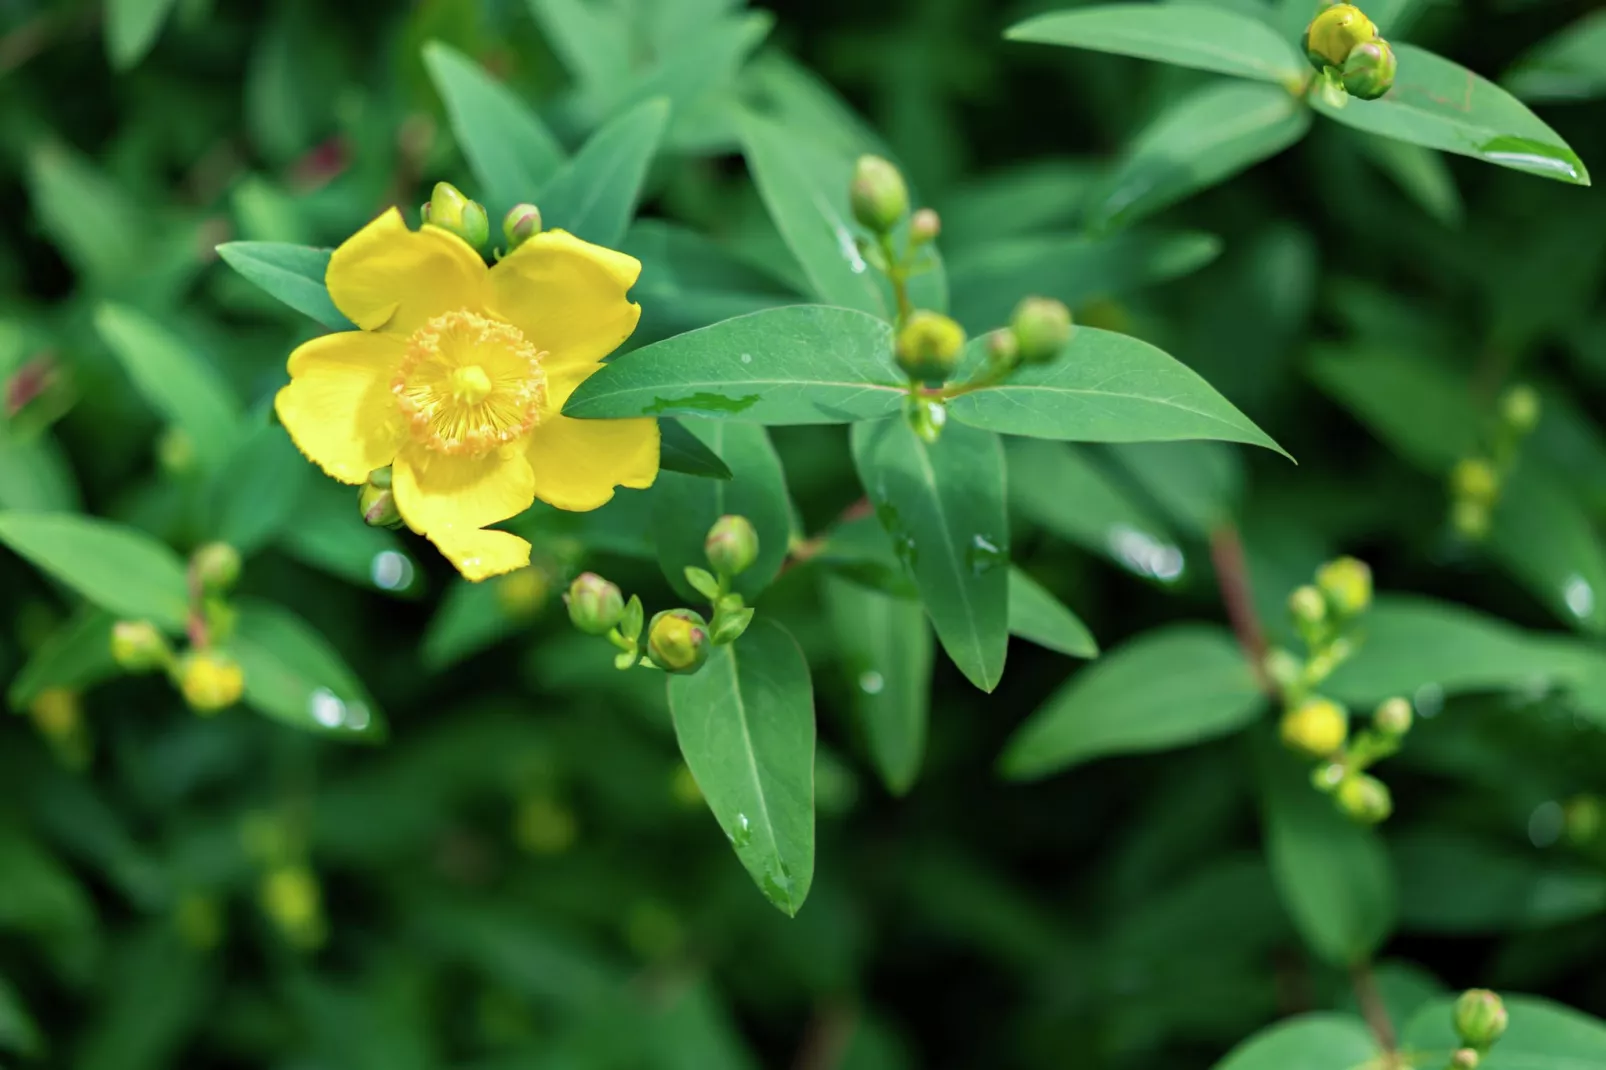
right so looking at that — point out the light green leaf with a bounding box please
[1006,4,1307,84]
[539,97,669,248]
[564,306,902,424]
[1088,81,1311,230]
[0,512,190,630]
[1403,994,1606,1065]
[229,598,386,741]
[423,41,566,220]
[1001,624,1260,779]
[1210,1013,1377,1070]
[1391,831,1606,934]
[948,327,1286,456]
[1007,569,1098,659]
[206,421,309,555]
[0,425,79,513]
[851,417,1010,692]
[7,609,118,712]
[527,0,633,94]
[823,576,933,795]
[1487,463,1606,634]
[216,242,354,330]
[660,419,734,479]
[106,0,178,69]
[1312,44,1590,185]
[1257,731,1396,968]
[1504,10,1606,104]
[1354,135,1463,227]
[1308,347,1478,470]
[668,618,815,916]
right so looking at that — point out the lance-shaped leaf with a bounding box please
[216,242,354,331]
[539,98,669,248]
[0,512,190,631]
[1007,568,1098,659]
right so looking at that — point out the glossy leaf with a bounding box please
[538,98,669,248]
[948,326,1286,456]
[1088,81,1311,230]
[1007,568,1098,659]
[668,618,816,916]
[1403,994,1606,1065]
[1006,4,1307,84]
[1504,11,1606,104]
[0,512,190,631]
[216,242,354,331]
[206,421,309,555]
[1001,624,1260,779]
[565,305,903,424]
[851,416,1010,692]
[7,610,118,712]
[660,419,734,479]
[229,599,386,741]
[106,0,178,69]
[1210,1014,1377,1070]
[1313,44,1590,185]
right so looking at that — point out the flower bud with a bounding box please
[1337,773,1393,824]
[359,467,403,528]
[646,609,711,674]
[502,203,542,251]
[29,687,78,737]
[1373,696,1413,736]
[1281,697,1349,758]
[177,650,245,713]
[1341,39,1396,100]
[1451,1048,1481,1069]
[1452,457,1499,506]
[986,328,1021,371]
[1315,556,1372,616]
[1010,296,1074,365]
[909,207,941,245]
[260,864,324,949]
[111,619,171,672]
[895,311,967,383]
[1303,3,1378,69]
[514,796,578,855]
[565,572,625,635]
[497,566,549,619]
[1311,761,1347,793]
[426,181,490,248]
[191,542,241,593]
[705,514,759,577]
[1453,990,1508,1050]
[849,155,909,233]
[1500,384,1541,435]
[1566,794,1603,846]
[1289,585,1327,627]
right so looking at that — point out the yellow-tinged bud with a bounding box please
[1454,990,1509,1049]
[514,796,578,855]
[29,687,78,737]
[1289,585,1327,627]
[358,467,403,528]
[1341,39,1396,100]
[1452,498,1491,541]
[426,181,489,248]
[565,572,624,635]
[502,203,542,251]
[647,609,710,674]
[705,514,759,577]
[1566,794,1603,845]
[497,566,549,619]
[1374,696,1413,736]
[1010,296,1075,365]
[112,619,170,672]
[1281,697,1349,758]
[1500,383,1541,434]
[178,651,245,713]
[1337,773,1393,824]
[1316,556,1372,616]
[896,310,966,383]
[191,542,241,593]
[1303,3,1378,69]
[260,864,324,949]
[909,207,941,244]
[849,155,909,232]
[1451,1048,1481,1069]
[1452,458,1500,505]
[157,426,195,475]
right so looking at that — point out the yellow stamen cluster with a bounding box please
[393,309,546,456]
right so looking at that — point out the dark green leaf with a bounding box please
[216,242,355,331]
[1487,464,1606,634]
[1391,831,1606,934]
[539,97,670,248]
[1354,135,1463,227]
[1504,11,1606,104]
[1006,568,1098,659]
[421,578,525,671]
[0,974,43,1057]
[277,482,421,598]
[7,610,118,712]
[0,512,190,631]
[207,420,310,555]
[27,145,143,285]
[229,598,387,741]
[660,419,734,479]
[1104,440,1246,538]
[1308,347,1479,470]
[1210,1013,1377,1070]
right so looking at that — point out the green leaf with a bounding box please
[1007,568,1098,659]
[947,327,1286,456]
[1210,1013,1377,1070]
[652,419,792,602]
[1104,441,1246,538]
[1391,831,1606,934]
[1504,10,1606,104]
[823,576,933,795]
[660,419,734,479]
[0,426,79,513]
[1256,731,1396,968]
[215,242,354,331]
[1000,624,1260,779]
[0,512,190,631]
[667,618,815,916]
[0,974,44,1057]
[1312,44,1590,185]
[1087,81,1311,230]
[1308,347,1478,470]
[206,420,310,555]
[538,97,669,248]
[229,598,386,741]
[7,609,118,712]
[1354,135,1463,228]
[622,219,800,336]
[94,304,243,465]
[27,144,143,285]
[937,159,1103,249]
[1487,463,1606,634]
[277,483,421,598]
[422,40,566,220]
[1403,994,1606,1065]
[106,0,178,69]
[564,306,902,425]
[421,579,525,670]
[1006,4,1307,84]
[527,0,633,95]
[851,416,1010,692]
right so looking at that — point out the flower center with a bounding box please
[394,310,546,456]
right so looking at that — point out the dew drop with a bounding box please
[835,225,868,274]
[1105,525,1185,582]
[740,352,752,364]
[309,687,345,728]
[370,550,414,591]
[1413,682,1445,719]
[966,534,1005,575]
[858,670,885,695]
[729,812,753,848]
[1564,574,1594,619]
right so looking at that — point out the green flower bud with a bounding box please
[1316,556,1372,616]
[1303,3,1378,70]
[1281,697,1349,758]
[1452,458,1500,505]
[427,181,490,248]
[647,609,711,674]
[177,650,245,713]
[565,572,625,636]
[849,155,909,233]
[1373,696,1413,736]
[111,619,171,672]
[1010,296,1075,365]
[191,542,241,593]
[909,207,941,245]
[1337,773,1393,824]
[359,467,403,528]
[496,566,549,619]
[1453,990,1509,1050]
[1500,384,1541,434]
[1289,584,1327,627]
[1566,794,1603,846]
[705,514,759,577]
[1451,1048,1481,1069]
[1341,39,1396,100]
[896,310,967,383]
[502,203,542,251]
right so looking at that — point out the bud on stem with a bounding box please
[705,515,759,578]
[849,156,909,233]
[566,572,625,636]
[426,181,490,248]
[896,311,966,383]
[647,609,711,674]
[1453,990,1509,1050]
[1010,296,1074,365]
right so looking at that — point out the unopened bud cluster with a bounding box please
[1448,383,1540,542]
[421,181,545,260]
[1302,3,1397,101]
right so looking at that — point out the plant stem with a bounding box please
[878,233,913,329]
[1352,962,1399,1054]
[1209,523,1271,694]
[781,497,873,575]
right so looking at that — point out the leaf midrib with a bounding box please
[908,433,989,685]
[720,638,793,912]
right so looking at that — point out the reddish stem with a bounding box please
[1209,523,1271,693]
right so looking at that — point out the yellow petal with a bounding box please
[524,362,659,511]
[488,229,641,370]
[275,331,406,484]
[327,207,488,335]
[391,443,536,535]
[426,526,532,582]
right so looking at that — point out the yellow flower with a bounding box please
[274,208,659,581]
